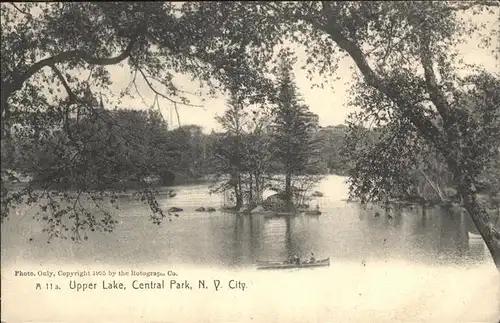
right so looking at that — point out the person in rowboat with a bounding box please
[287,254,300,265]
[285,255,297,264]
[309,252,316,263]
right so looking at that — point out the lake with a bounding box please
[1,175,499,322]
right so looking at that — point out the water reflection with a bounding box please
[0,176,490,268]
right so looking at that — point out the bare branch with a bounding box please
[173,101,181,128]
[135,65,203,108]
[418,168,445,202]
[145,74,199,97]
[132,73,152,109]
[88,194,114,227]
[122,69,139,99]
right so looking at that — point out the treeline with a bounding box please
[2,104,350,192]
[2,59,352,213]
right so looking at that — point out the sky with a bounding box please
[103,10,498,134]
[105,46,359,133]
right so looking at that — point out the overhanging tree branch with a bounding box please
[49,63,77,102]
[48,63,78,134]
[317,18,445,150]
[8,37,138,98]
[419,34,451,122]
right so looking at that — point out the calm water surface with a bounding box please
[1,175,499,322]
[1,175,491,266]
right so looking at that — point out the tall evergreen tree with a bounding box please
[270,59,321,211]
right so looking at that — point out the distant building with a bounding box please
[318,124,348,134]
[302,111,319,133]
[180,124,203,137]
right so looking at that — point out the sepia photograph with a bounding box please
[1,1,499,322]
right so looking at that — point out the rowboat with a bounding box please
[256,257,330,270]
[468,232,483,240]
[304,210,321,215]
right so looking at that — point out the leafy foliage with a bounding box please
[1,2,283,237]
[211,91,276,209]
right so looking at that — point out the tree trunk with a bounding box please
[236,173,243,210]
[285,172,292,210]
[254,171,261,204]
[234,184,243,210]
[230,170,243,210]
[459,179,500,270]
[249,173,254,207]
